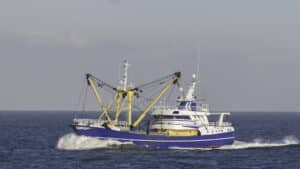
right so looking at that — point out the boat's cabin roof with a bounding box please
[152,108,209,116]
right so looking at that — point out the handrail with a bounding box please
[208,122,232,127]
[153,106,231,115]
[73,118,129,127]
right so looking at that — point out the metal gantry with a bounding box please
[85,60,181,129]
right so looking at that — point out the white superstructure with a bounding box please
[150,74,234,136]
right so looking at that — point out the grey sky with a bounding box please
[1,0,300,111]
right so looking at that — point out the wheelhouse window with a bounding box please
[153,115,190,120]
[172,111,179,114]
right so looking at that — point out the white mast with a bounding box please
[185,74,197,101]
[120,60,129,89]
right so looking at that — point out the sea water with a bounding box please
[1,111,300,169]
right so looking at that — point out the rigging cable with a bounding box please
[135,73,174,91]
[81,84,88,114]
[74,77,88,118]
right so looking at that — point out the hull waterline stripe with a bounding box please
[94,136,235,143]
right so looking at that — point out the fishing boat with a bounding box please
[71,60,235,148]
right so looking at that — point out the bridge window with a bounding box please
[153,115,190,120]
[172,111,179,114]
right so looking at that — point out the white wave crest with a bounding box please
[220,135,299,150]
[169,136,299,150]
[56,133,132,150]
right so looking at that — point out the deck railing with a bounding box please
[73,118,129,128]
[208,122,232,127]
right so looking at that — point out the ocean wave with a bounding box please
[219,135,299,150]
[56,133,132,150]
[170,135,299,150]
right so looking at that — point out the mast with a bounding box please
[115,60,134,125]
[185,74,196,101]
[178,74,197,111]
[120,60,129,89]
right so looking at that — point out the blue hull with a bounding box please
[71,125,235,148]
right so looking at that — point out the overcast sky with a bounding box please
[1,0,300,111]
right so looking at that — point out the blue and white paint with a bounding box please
[71,125,235,148]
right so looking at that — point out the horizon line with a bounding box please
[1,109,300,113]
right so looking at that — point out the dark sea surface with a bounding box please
[0,111,300,169]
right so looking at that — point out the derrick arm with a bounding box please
[98,93,117,121]
[132,72,181,128]
[86,74,112,122]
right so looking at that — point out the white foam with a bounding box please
[219,135,299,150]
[56,133,132,150]
[170,136,299,150]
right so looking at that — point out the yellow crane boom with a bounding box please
[86,74,112,122]
[85,71,180,128]
[132,72,180,128]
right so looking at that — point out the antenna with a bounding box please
[196,48,201,100]
[195,49,206,102]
